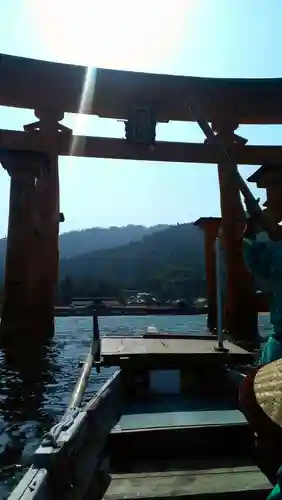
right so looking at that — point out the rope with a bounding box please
[42,407,81,448]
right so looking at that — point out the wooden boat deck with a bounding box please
[101,336,252,367]
[105,465,271,500]
[102,337,248,355]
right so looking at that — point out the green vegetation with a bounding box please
[0,223,206,305]
[58,223,205,303]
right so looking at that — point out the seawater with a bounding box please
[0,314,273,498]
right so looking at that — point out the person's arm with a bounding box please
[243,235,276,282]
[243,212,262,241]
[268,467,282,499]
[241,211,273,277]
[268,484,282,499]
[244,197,282,242]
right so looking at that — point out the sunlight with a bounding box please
[26,0,192,72]
[69,66,97,156]
[26,0,196,146]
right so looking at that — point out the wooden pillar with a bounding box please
[194,217,221,332]
[248,164,282,223]
[31,157,59,333]
[211,121,258,345]
[0,149,49,343]
[23,110,71,336]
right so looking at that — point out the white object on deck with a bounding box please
[146,326,160,335]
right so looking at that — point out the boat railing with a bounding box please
[69,308,101,409]
[40,308,102,449]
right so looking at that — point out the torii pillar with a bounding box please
[212,121,258,346]
[0,110,70,345]
[23,110,70,339]
[0,149,50,343]
[194,217,221,332]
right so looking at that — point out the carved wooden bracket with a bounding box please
[24,109,72,137]
[204,121,247,146]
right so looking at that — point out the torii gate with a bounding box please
[1,54,282,344]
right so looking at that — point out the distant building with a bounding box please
[126,293,158,305]
[193,297,208,308]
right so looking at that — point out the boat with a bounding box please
[2,54,279,500]
[8,315,272,500]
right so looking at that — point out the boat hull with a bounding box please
[8,335,271,500]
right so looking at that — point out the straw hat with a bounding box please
[254,359,282,428]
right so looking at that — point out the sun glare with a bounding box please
[27,0,191,72]
[26,0,195,139]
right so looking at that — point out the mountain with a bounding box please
[58,224,168,259]
[59,223,206,301]
[0,223,206,302]
[0,224,168,280]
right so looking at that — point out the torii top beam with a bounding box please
[1,54,282,124]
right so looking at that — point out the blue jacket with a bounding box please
[243,236,282,498]
[268,467,282,499]
[243,237,282,364]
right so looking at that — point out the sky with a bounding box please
[0,0,282,237]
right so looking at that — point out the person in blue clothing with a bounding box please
[240,359,282,499]
[269,470,282,500]
[240,210,282,499]
[242,211,282,365]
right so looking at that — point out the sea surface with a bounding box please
[0,314,273,498]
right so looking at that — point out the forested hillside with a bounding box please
[59,223,205,301]
[0,224,168,281]
[0,223,206,302]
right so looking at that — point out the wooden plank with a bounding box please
[113,409,246,432]
[1,54,282,124]
[101,337,249,357]
[112,456,259,473]
[142,333,218,340]
[104,466,271,499]
[109,424,254,464]
[101,337,253,368]
[1,131,282,165]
